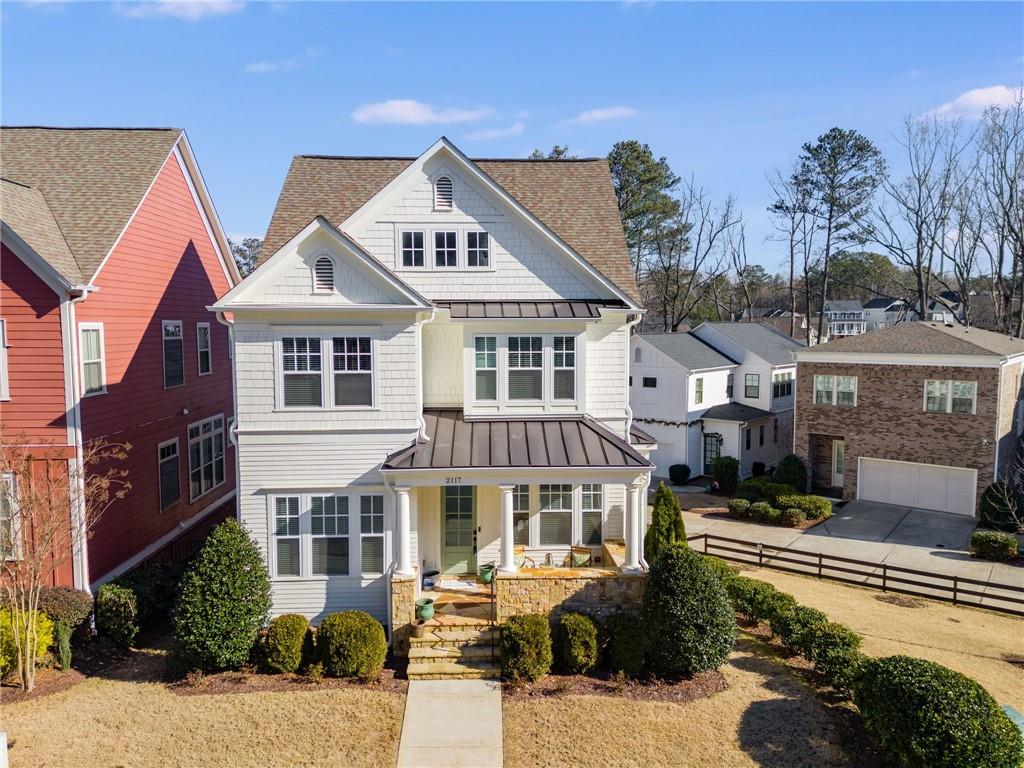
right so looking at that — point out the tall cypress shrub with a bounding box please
[644,481,687,565]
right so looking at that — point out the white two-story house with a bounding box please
[632,322,801,480]
[211,138,653,630]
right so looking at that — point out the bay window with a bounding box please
[508,336,543,400]
[772,372,793,398]
[474,336,497,400]
[539,484,572,545]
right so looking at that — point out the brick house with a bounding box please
[793,321,1024,517]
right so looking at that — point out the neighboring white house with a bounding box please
[211,138,654,629]
[631,321,802,481]
[821,299,867,339]
[863,297,910,331]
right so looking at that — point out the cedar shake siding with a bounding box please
[0,244,69,443]
[795,361,1007,507]
[76,154,236,582]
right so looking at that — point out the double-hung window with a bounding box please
[726,373,734,398]
[401,231,425,268]
[197,323,212,376]
[360,495,385,575]
[643,376,657,389]
[1,473,18,560]
[188,415,225,501]
[925,379,976,414]
[772,372,792,398]
[694,377,704,404]
[552,336,576,400]
[311,495,349,576]
[274,496,301,577]
[332,336,373,406]
[580,484,603,546]
[0,318,9,401]
[467,231,489,267]
[158,439,180,511]
[79,323,107,396]
[538,484,572,545]
[282,336,323,407]
[745,373,760,399]
[814,375,857,406]
[474,336,497,401]
[512,484,530,545]
[508,336,543,400]
[814,375,834,405]
[162,320,184,388]
[434,231,457,268]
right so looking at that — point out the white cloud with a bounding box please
[114,1,244,21]
[351,100,493,125]
[464,122,525,140]
[569,106,638,124]
[929,85,1022,120]
[245,46,319,74]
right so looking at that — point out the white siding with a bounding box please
[586,322,628,432]
[422,321,463,407]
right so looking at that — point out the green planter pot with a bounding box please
[415,598,435,621]
[478,564,495,585]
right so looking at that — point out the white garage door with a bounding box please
[858,458,977,516]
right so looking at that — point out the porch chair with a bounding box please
[513,545,536,569]
[563,546,593,568]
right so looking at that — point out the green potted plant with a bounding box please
[477,563,495,585]
[414,597,435,621]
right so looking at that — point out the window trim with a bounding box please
[157,437,181,512]
[466,230,490,268]
[396,227,495,273]
[310,494,350,577]
[580,483,603,547]
[276,335,380,412]
[474,335,498,402]
[538,483,573,547]
[552,335,576,402]
[271,495,302,580]
[772,371,793,399]
[0,472,20,561]
[512,484,531,546]
[196,322,212,376]
[162,319,184,390]
[434,230,458,268]
[359,493,386,576]
[814,374,858,407]
[79,322,107,397]
[694,376,704,404]
[642,376,658,389]
[744,373,760,399]
[0,318,9,401]
[507,335,545,402]
[187,413,226,503]
[400,229,426,268]
[331,335,374,408]
[280,335,324,409]
[923,379,977,415]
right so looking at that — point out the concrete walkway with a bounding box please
[397,680,503,768]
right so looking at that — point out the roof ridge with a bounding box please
[2,125,181,132]
[296,153,605,163]
[1,177,33,189]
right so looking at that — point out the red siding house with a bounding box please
[1,127,240,589]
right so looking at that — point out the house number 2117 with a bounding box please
[445,477,462,484]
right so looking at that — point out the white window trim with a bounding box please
[537,483,574,548]
[359,493,386,577]
[310,493,352,578]
[579,483,604,547]
[474,335,498,402]
[551,335,577,402]
[312,255,336,294]
[162,320,184,390]
[79,322,107,397]
[517,483,605,550]
[814,374,858,407]
[187,413,226,502]
[157,437,181,512]
[275,334,380,412]
[744,372,760,399]
[196,322,212,376]
[507,335,545,403]
[0,318,10,401]
[270,494,302,580]
[433,230,459,269]
[1,472,20,561]
[923,379,977,415]
[395,226,495,273]
[399,229,426,269]
[466,230,491,269]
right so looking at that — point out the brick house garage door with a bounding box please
[857,458,977,516]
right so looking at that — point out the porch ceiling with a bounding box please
[382,409,653,471]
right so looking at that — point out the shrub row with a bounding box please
[970,530,1018,561]
[728,498,808,528]
[735,477,797,506]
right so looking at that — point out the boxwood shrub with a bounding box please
[971,530,1018,561]
[749,501,774,521]
[727,498,751,518]
[262,613,310,674]
[668,464,691,486]
[702,555,739,586]
[713,456,740,495]
[96,583,139,648]
[853,655,1024,768]
[804,621,863,692]
[603,612,646,678]
[773,454,808,492]
[316,611,387,681]
[781,508,806,528]
[776,494,832,520]
[769,604,828,654]
[501,613,552,682]
[735,477,797,505]
[554,612,599,674]
[38,586,93,630]
[726,576,791,622]
[642,544,735,676]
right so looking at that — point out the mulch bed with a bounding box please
[502,669,727,704]
[1,666,86,705]
[169,664,408,697]
[690,508,828,531]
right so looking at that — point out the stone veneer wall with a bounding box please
[495,570,645,623]
[390,574,416,657]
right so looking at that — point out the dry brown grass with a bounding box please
[2,650,404,768]
[745,568,1024,708]
[504,638,854,768]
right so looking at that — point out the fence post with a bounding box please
[704,535,708,555]
[953,576,958,606]
[882,564,887,592]
[758,543,763,568]
[817,552,823,579]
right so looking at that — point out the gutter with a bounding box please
[215,310,242,523]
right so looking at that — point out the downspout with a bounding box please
[215,311,241,521]
[624,312,642,439]
[414,309,437,441]
[623,312,648,568]
[66,289,91,592]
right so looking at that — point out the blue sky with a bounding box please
[3,1,1022,271]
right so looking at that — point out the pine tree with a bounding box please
[644,481,687,565]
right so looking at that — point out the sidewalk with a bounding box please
[396,680,503,768]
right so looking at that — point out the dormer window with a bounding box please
[434,176,453,210]
[313,257,334,293]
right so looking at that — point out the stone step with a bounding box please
[409,627,499,648]
[408,644,499,661]
[407,660,502,680]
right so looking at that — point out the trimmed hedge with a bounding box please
[776,494,832,520]
[263,614,310,673]
[501,614,552,682]
[853,655,1024,768]
[173,519,272,672]
[713,456,740,495]
[702,555,739,586]
[727,498,751,518]
[96,583,139,648]
[769,604,828,654]
[38,586,93,630]
[979,482,1022,533]
[773,454,808,493]
[736,477,797,505]
[554,612,599,674]
[803,621,863,692]
[726,576,792,623]
[971,530,1018,561]
[782,508,806,527]
[0,609,54,677]
[316,611,387,681]
[603,613,646,678]
[643,544,735,676]
[668,464,691,485]
[749,501,774,520]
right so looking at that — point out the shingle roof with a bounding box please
[825,299,864,312]
[1,179,82,283]
[700,403,774,422]
[435,299,625,320]
[863,297,902,310]
[382,409,652,470]
[640,332,736,370]
[807,321,1024,358]
[1,127,182,282]
[699,322,803,365]
[260,154,639,303]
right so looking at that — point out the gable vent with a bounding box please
[434,176,454,211]
[313,256,335,293]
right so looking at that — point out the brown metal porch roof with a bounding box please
[382,409,653,470]
[433,299,627,319]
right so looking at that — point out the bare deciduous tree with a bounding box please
[769,165,820,344]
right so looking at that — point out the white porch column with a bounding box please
[498,484,517,572]
[624,481,642,572]
[395,486,414,576]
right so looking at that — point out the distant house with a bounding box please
[821,299,866,339]
[1,127,239,589]
[863,297,910,331]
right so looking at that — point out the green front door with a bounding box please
[442,486,476,574]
